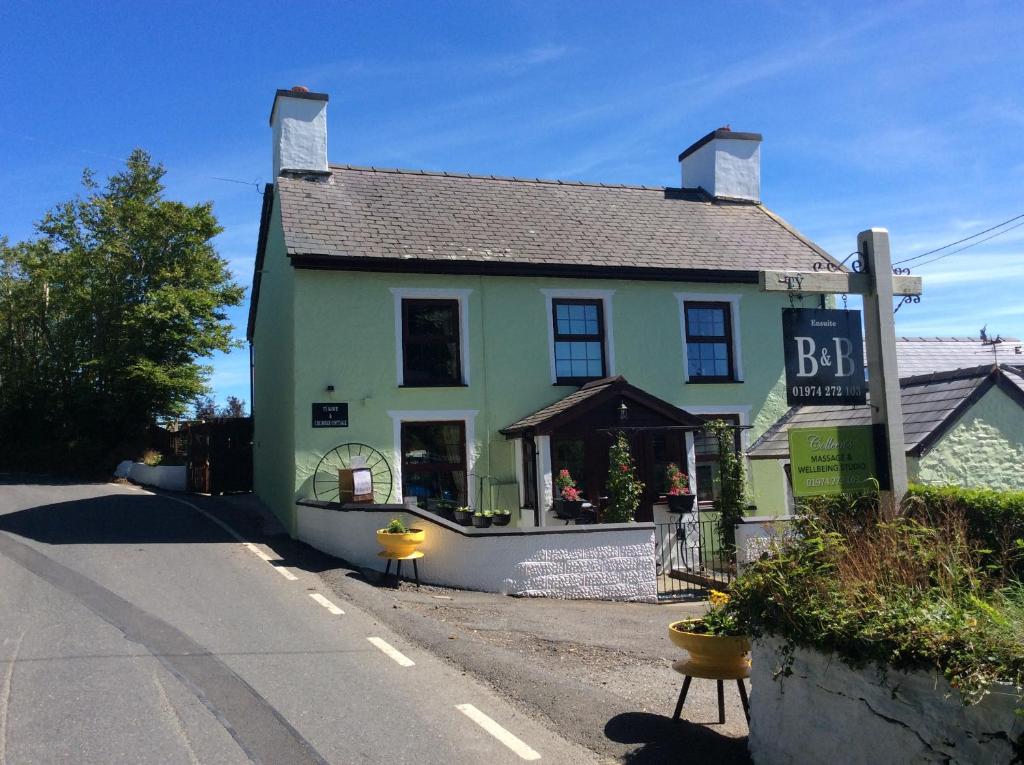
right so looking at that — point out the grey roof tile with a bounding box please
[748,367,1000,459]
[275,166,838,273]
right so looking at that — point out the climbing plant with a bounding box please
[703,419,747,549]
[604,432,645,523]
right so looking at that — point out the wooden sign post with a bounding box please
[760,228,923,507]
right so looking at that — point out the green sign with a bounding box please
[788,425,877,497]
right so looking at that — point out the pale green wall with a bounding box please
[915,386,1024,491]
[749,458,792,516]
[251,196,297,533]
[287,271,792,524]
[253,194,802,531]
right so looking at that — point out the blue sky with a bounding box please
[3,1,1023,411]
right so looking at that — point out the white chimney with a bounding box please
[269,86,329,178]
[679,127,762,202]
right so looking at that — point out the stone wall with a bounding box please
[749,635,1022,765]
[296,500,657,602]
[915,386,1024,491]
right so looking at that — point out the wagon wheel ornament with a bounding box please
[312,443,393,504]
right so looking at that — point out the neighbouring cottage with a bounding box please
[748,336,1024,513]
[246,87,844,597]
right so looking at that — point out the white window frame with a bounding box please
[675,293,743,383]
[388,409,479,509]
[390,287,472,387]
[541,288,616,385]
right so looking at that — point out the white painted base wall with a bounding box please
[122,462,187,492]
[749,635,1022,765]
[296,503,657,602]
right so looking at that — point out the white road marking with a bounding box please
[128,490,304,586]
[309,593,344,614]
[456,704,541,761]
[273,565,298,581]
[243,542,273,562]
[242,542,297,579]
[366,637,415,667]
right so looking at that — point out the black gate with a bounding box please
[655,515,734,600]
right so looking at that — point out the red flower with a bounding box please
[619,464,628,473]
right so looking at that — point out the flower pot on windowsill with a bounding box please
[452,508,474,526]
[492,512,512,527]
[667,493,696,513]
[668,619,751,679]
[472,513,493,528]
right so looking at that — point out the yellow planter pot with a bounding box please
[376,528,425,557]
[669,619,751,679]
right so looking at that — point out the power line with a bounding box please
[893,211,1024,265]
[907,218,1024,269]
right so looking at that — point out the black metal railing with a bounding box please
[654,515,735,600]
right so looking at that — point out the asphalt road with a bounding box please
[0,479,593,764]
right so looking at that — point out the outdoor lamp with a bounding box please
[618,401,628,421]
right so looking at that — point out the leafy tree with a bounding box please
[193,394,218,419]
[604,432,644,523]
[220,395,246,418]
[0,150,243,473]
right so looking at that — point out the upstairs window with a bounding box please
[552,299,606,385]
[685,302,734,382]
[402,299,462,386]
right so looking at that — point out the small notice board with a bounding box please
[788,425,877,497]
[312,403,348,428]
[339,467,374,503]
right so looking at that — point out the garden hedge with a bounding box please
[904,484,1024,578]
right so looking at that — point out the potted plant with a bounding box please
[376,517,425,557]
[452,505,474,526]
[472,510,493,528]
[555,469,584,517]
[668,590,750,677]
[492,508,512,527]
[665,463,695,513]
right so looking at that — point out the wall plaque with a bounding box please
[312,402,348,428]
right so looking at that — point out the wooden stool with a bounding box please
[671,658,750,724]
[377,550,423,587]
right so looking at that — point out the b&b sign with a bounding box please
[782,308,866,406]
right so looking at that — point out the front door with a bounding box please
[635,430,687,522]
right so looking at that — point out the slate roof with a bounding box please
[500,376,705,437]
[896,337,1023,377]
[274,165,839,276]
[748,365,1024,459]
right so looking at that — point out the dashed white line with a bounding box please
[273,565,298,581]
[309,593,345,614]
[456,704,541,760]
[241,542,297,579]
[133,490,302,581]
[243,542,273,562]
[366,637,415,667]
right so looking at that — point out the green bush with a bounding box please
[730,500,1024,705]
[904,484,1024,579]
